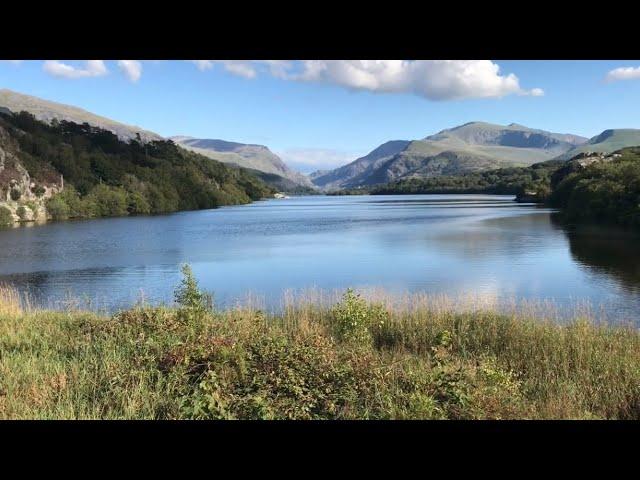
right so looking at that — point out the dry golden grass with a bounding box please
[0,283,27,316]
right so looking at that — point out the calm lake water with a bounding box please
[1,194,639,322]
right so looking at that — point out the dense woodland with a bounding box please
[368,161,561,198]
[0,111,275,220]
[549,147,640,228]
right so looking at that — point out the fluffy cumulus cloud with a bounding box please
[605,66,640,83]
[277,148,363,173]
[192,60,543,100]
[117,60,143,83]
[43,60,108,79]
[292,60,543,100]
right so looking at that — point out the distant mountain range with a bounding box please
[3,89,640,194]
[311,122,591,190]
[169,136,314,189]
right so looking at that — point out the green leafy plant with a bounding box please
[16,206,29,221]
[0,206,13,226]
[174,264,212,322]
[331,288,388,344]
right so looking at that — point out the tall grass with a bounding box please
[1,279,639,419]
[0,283,29,316]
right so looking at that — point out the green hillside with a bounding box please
[0,110,275,224]
[0,89,161,143]
[555,129,640,160]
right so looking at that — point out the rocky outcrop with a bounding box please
[0,124,62,225]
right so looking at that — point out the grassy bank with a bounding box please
[1,271,640,419]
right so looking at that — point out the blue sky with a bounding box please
[2,60,640,173]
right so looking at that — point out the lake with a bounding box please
[1,194,639,322]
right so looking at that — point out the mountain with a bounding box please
[311,140,411,190]
[0,110,275,225]
[243,169,317,195]
[0,89,313,193]
[0,89,162,143]
[169,136,315,190]
[554,129,640,160]
[312,122,588,190]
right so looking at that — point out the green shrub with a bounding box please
[331,289,388,344]
[127,191,151,215]
[46,195,70,220]
[16,206,29,221]
[0,206,13,226]
[179,334,359,420]
[86,184,129,217]
[174,264,212,323]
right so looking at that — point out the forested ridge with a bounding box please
[0,111,275,221]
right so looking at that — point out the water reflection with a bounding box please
[0,195,638,322]
[551,215,640,295]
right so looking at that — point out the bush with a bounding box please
[46,195,70,220]
[86,184,129,217]
[127,191,151,215]
[16,206,29,221]
[174,264,212,322]
[179,334,359,420]
[33,185,46,197]
[331,289,387,344]
[0,206,13,226]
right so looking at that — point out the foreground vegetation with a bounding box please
[2,268,640,420]
[0,111,274,223]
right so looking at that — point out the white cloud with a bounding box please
[192,60,542,101]
[605,66,640,83]
[278,148,363,173]
[117,60,142,82]
[292,60,540,100]
[43,60,108,79]
[261,60,293,79]
[191,60,257,78]
[192,60,214,71]
[221,61,256,79]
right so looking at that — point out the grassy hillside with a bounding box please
[0,111,275,223]
[171,136,314,189]
[2,268,640,419]
[0,89,161,143]
[555,129,640,160]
